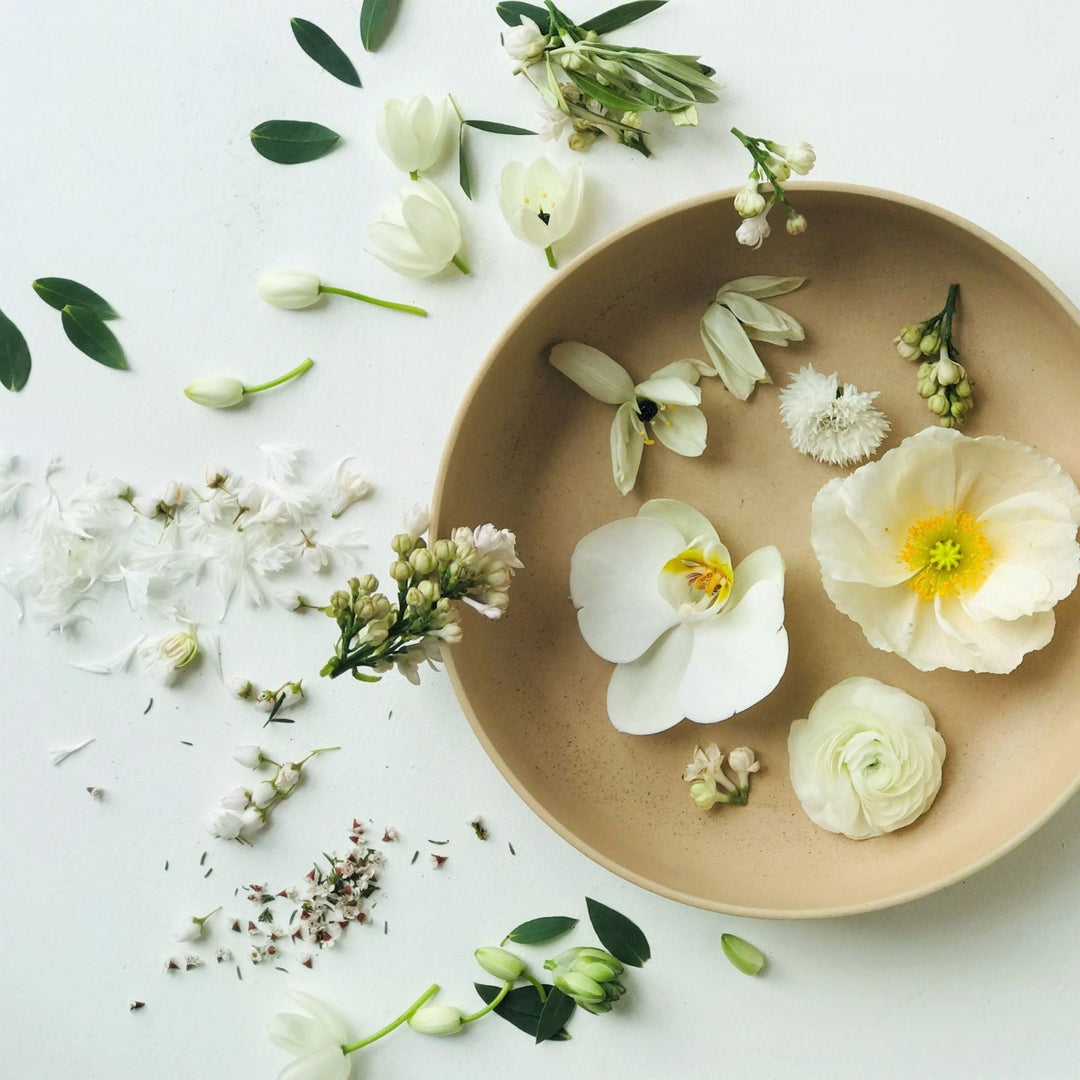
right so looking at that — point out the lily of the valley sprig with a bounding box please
[498,156,584,267]
[549,342,714,493]
[321,508,521,683]
[184,358,315,408]
[700,276,806,400]
[498,1,719,158]
[730,128,816,245]
[257,269,426,317]
[894,283,974,426]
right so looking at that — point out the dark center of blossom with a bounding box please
[636,398,659,422]
[537,210,551,224]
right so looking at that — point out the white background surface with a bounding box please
[3,1,1080,1078]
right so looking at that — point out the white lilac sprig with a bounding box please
[320,509,521,684]
[729,128,815,243]
[183,358,314,409]
[549,343,713,493]
[497,156,584,268]
[498,2,719,158]
[256,270,426,317]
[682,743,759,810]
[894,283,974,426]
[779,365,890,466]
[700,276,805,400]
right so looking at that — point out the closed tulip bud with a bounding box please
[256,270,322,310]
[408,1005,465,1036]
[183,376,246,409]
[475,946,526,982]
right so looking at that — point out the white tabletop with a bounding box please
[3,2,1080,1077]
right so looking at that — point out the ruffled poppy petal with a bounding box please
[934,597,1056,674]
[606,624,693,733]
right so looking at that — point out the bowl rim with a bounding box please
[431,180,1080,919]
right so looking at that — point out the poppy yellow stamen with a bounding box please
[900,510,991,600]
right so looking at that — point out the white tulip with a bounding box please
[366,179,467,278]
[376,95,455,177]
[256,270,321,310]
[498,157,585,267]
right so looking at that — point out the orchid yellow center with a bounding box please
[662,545,734,612]
[900,509,992,600]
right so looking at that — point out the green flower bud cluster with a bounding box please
[544,947,626,1014]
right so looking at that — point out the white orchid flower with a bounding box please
[550,342,712,494]
[375,95,455,178]
[570,499,788,734]
[366,179,468,278]
[267,990,351,1080]
[498,157,584,267]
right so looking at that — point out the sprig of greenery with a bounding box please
[0,305,31,392]
[449,94,536,199]
[30,277,128,371]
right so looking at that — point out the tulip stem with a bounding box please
[451,254,471,275]
[243,357,314,395]
[341,982,440,1053]
[544,245,558,269]
[524,971,548,1002]
[319,285,427,317]
[461,980,512,1024]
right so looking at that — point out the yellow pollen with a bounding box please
[662,547,734,606]
[900,509,992,600]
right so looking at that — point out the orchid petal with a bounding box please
[549,342,635,404]
[728,546,784,610]
[607,624,693,733]
[637,499,719,546]
[649,358,707,385]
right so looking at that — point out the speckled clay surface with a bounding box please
[431,183,1080,917]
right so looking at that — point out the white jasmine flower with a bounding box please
[376,95,455,177]
[252,780,279,809]
[232,745,264,769]
[137,629,199,685]
[811,427,1080,673]
[786,212,808,236]
[274,764,301,794]
[700,276,805,400]
[218,785,250,813]
[503,15,547,64]
[226,676,257,700]
[733,183,766,218]
[393,637,443,685]
[256,270,322,310]
[550,343,712,494]
[207,806,245,840]
[788,677,945,839]
[570,499,788,733]
[267,990,351,1080]
[238,807,266,841]
[327,456,373,518]
[366,179,465,278]
[498,157,585,267]
[779,365,889,466]
[735,204,772,248]
[682,742,726,783]
[175,908,219,943]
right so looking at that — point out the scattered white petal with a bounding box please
[69,637,144,675]
[48,737,96,765]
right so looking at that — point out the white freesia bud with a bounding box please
[232,745,264,769]
[503,15,547,64]
[735,206,772,249]
[408,1005,465,1036]
[376,95,455,176]
[366,179,464,278]
[734,184,766,218]
[183,376,246,409]
[256,270,322,310]
[137,630,199,686]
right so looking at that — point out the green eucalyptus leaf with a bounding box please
[0,306,32,392]
[250,120,341,164]
[457,127,473,200]
[504,916,579,945]
[32,277,117,319]
[496,2,551,32]
[464,119,537,136]
[535,986,576,1044]
[581,1,666,34]
[721,933,766,976]
[290,18,361,87]
[60,305,127,370]
[585,897,650,967]
[474,983,570,1040]
[360,0,400,51]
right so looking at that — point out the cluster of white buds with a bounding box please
[206,744,337,843]
[731,128,815,246]
[683,744,760,809]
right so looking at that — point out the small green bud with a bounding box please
[917,361,933,379]
[417,579,440,602]
[555,971,606,1004]
[391,533,415,555]
[358,574,378,594]
[927,393,949,416]
[950,399,967,418]
[916,377,938,398]
[939,415,957,428]
[409,548,438,575]
[690,777,720,809]
[390,559,412,583]
[406,586,424,609]
[329,590,350,611]
[408,1005,464,1036]
[721,933,766,976]
[900,324,923,346]
[475,946,526,982]
[919,332,940,355]
[432,539,455,563]
[955,377,973,398]
[371,594,392,619]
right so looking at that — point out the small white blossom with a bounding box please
[137,629,199,686]
[232,745,264,769]
[727,746,760,791]
[503,15,547,64]
[226,675,257,700]
[327,456,373,518]
[267,991,351,1080]
[404,503,429,539]
[735,205,772,248]
[535,103,570,142]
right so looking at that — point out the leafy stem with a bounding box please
[244,357,314,395]
[730,127,796,216]
[341,983,440,1053]
[319,285,426,317]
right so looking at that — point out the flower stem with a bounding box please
[451,253,471,275]
[544,245,558,269]
[243,357,314,396]
[319,285,427,317]
[523,971,548,1002]
[341,983,440,1053]
[461,981,512,1024]
[730,126,796,216]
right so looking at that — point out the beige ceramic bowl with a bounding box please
[431,183,1080,917]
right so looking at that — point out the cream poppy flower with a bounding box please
[570,499,788,733]
[497,157,585,267]
[549,342,713,494]
[366,179,467,278]
[811,427,1080,673]
[375,95,454,177]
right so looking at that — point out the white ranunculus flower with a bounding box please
[550,342,713,494]
[570,499,788,733]
[267,990,351,1080]
[788,676,946,839]
[497,157,585,266]
[375,95,454,177]
[366,179,464,278]
[811,427,1080,673]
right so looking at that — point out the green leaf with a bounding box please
[250,120,341,164]
[360,0,400,51]
[721,933,766,976]
[474,983,570,1040]
[464,119,537,135]
[585,897,651,967]
[564,69,644,112]
[504,916,578,945]
[581,1,666,34]
[535,986,576,1044]
[290,18,361,87]
[496,2,551,32]
[60,305,127,370]
[32,277,117,319]
[457,126,473,200]
[0,306,31,392]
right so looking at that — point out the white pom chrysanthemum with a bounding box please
[779,365,889,466]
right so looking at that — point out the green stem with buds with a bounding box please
[341,983,440,1053]
[730,127,797,217]
[462,980,512,1024]
[243,357,314,395]
[319,285,427,317]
